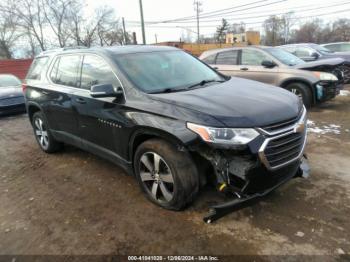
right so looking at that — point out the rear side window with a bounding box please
[27,57,49,80]
[202,54,217,64]
[216,51,238,65]
[50,55,81,87]
[80,55,119,90]
[241,49,270,66]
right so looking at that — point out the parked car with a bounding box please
[200,46,342,108]
[280,43,350,83]
[24,46,309,222]
[0,74,25,116]
[321,42,350,54]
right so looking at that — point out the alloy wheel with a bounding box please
[34,117,49,150]
[291,88,303,99]
[139,152,174,203]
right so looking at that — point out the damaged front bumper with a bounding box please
[203,156,310,223]
[193,108,309,223]
[314,81,341,103]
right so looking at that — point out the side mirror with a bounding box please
[311,52,320,60]
[261,60,276,68]
[90,84,123,98]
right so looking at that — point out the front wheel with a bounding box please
[285,82,312,109]
[134,139,199,210]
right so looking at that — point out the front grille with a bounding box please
[261,116,299,133]
[261,108,304,134]
[259,106,307,170]
[264,132,305,168]
[0,96,24,107]
[332,68,344,84]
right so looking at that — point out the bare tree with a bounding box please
[68,6,123,47]
[230,22,246,34]
[263,15,284,46]
[42,0,79,47]
[0,11,21,58]
[281,12,295,44]
[332,19,350,41]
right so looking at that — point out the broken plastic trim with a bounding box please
[203,156,310,224]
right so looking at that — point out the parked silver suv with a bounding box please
[200,46,343,108]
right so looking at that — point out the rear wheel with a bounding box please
[285,82,312,108]
[32,111,63,153]
[134,139,199,210]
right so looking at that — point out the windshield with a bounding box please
[265,48,305,66]
[312,44,334,54]
[0,75,21,87]
[114,50,224,93]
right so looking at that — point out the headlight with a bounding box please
[187,122,259,145]
[313,71,338,81]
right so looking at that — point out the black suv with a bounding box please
[24,46,308,222]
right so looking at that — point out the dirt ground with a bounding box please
[0,87,350,260]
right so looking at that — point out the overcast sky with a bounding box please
[85,0,350,44]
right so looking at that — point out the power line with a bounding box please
[156,0,269,23]
[172,0,287,22]
[127,0,286,25]
[130,8,350,29]
[149,1,350,24]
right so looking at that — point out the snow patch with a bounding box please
[307,120,341,135]
[339,90,350,96]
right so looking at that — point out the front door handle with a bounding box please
[75,98,86,104]
[240,67,249,71]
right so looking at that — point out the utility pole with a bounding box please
[139,0,146,44]
[193,1,202,44]
[155,34,158,44]
[122,17,127,45]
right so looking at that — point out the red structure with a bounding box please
[0,59,33,80]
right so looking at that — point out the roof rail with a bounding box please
[62,46,89,51]
[38,46,89,56]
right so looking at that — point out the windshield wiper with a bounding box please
[186,79,225,90]
[149,88,186,94]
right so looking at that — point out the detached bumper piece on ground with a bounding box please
[204,157,310,223]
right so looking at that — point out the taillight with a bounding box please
[22,83,27,93]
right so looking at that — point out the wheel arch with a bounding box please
[279,78,316,105]
[27,102,43,123]
[128,127,189,164]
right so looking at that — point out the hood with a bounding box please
[322,53,350,61]
[0,86,23,100]
[292,58,345,70]
[149,78,301,128]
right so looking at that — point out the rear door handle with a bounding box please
[240,67,249,71]
[75,98,86,104]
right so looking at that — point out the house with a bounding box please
[226,31,260,45]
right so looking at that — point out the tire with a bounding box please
[285,82,312,109]
[134,138,199,210]
[32,111,63,153]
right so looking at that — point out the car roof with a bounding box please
[281,43,318,47]
[37,45,180,58]
[0,74,20,79]
[321,42,350,45]
[201,45,272,56]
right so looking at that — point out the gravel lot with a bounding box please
[0,87,349,259]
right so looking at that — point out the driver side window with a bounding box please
[295,47,313,57]
[241,49,270,66]
[80,55,120,90]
